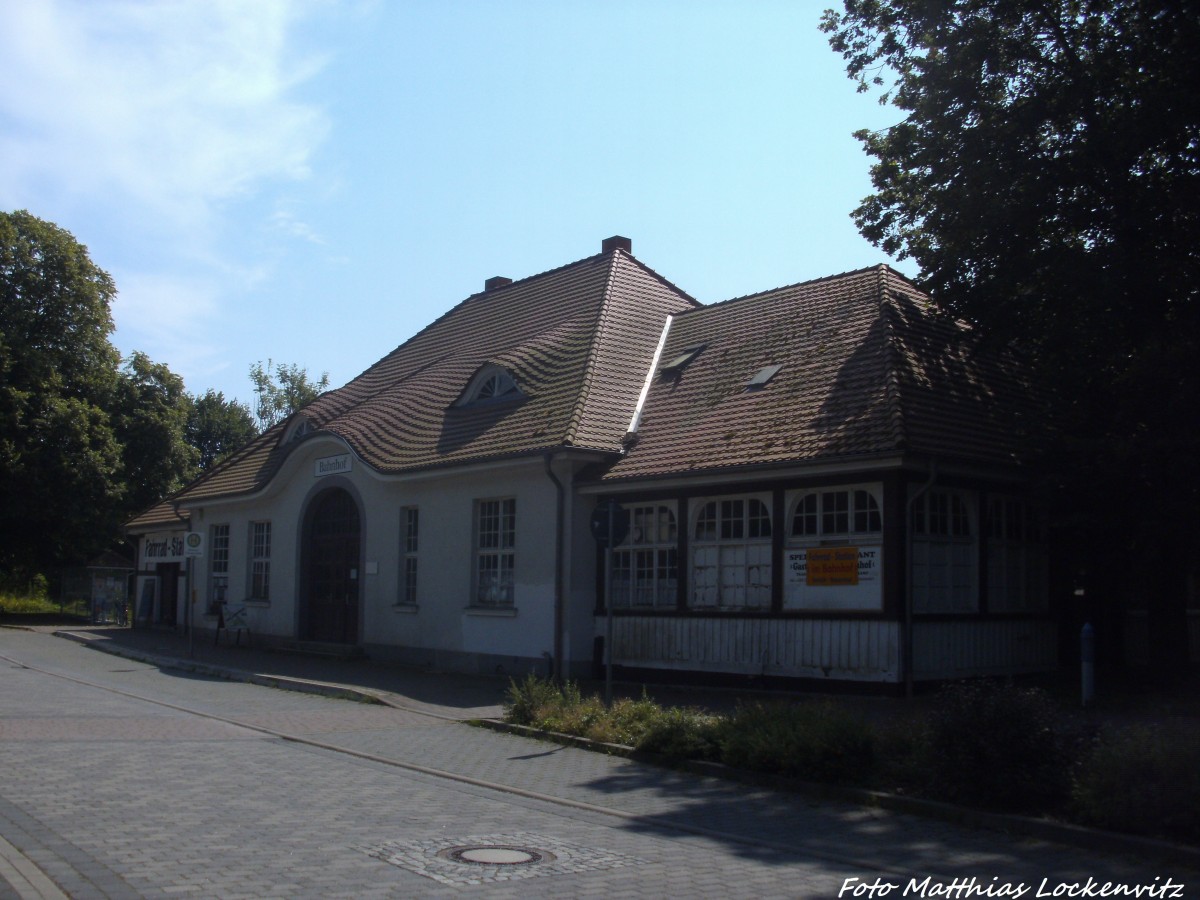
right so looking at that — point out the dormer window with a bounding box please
[286,416,317,443]
[457,364,522,407]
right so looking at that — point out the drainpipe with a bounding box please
[905,461,937,699]
[544,453,566,682]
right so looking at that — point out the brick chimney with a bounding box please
[484,276,512,291]
[602,235,632,255]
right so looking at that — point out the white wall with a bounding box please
[185,438,570,672]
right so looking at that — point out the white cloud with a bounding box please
[112,270,220,368]
[0,0,328,236]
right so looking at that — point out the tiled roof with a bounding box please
[600,265,1039,483]
[170,245,697,505]
[124,499,190,532]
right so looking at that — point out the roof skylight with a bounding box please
[745,364,783,391]
[659,344,705,376]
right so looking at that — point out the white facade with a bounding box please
[146,435,605,677]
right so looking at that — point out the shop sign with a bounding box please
[786,547,881,587]
[315,454,352,477]
[806,547,860,586]
[144,534,184,560]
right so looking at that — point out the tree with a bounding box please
[249,359,329,431]
[111,352,198,518]
[1,210,125,576]
[186,389,257,472]
[822,1,1200,668]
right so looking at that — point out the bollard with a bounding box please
[1081,622,1095,707]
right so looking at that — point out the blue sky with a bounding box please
[0,0,907,406]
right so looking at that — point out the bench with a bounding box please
[215,603,250,647]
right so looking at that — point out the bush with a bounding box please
[637,707,725,762]
[1072,723,1200,844]
[503,673,562,726]
[719,701,875,785]
[921,679,1072,813]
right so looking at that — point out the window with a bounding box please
[209,524,230,613]
[791,489,882,540]
[458,365,521,406]
[475,498,515,607]
[611,504,678,609]
[911,489,976,613]
[287,416,316,442]
[785,487,884,611]
[659,344,705,376]
[399,507,419,605]
[250,521,271,601]
[986,496,1047,612]
[691,496,772,609]
[745,364,782,391]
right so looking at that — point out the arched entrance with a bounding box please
[303,487,361,643]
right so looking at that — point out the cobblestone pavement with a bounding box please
[1,630,1194,898]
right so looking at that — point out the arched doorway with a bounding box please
[303,487,361,643]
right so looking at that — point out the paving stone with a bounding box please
[1,630,1195,899]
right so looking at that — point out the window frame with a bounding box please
[986,495,1048,612]
[611,503,679,611]
[208,523,230,613]
[399,506,419,607]
[473,498,516,608]
[910,488,977,614]
[789,487,883,543]
[249,520,271,602]
[689,493,773,611]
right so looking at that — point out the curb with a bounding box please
[53,630,393,707]
[474,720,1200,871]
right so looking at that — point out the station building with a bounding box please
[126,237,1052,690]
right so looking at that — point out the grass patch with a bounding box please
[0,584,89,619]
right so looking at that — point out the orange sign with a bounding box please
[806,547,860,586]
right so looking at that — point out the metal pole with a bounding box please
[605,498,615,706]
[187,557,195,659]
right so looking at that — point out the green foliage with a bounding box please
[1072,724,1200,843]
[112,351,198,517]
[500,674,1199,844]
[186,389,257,472]
[503,673,563,726]
[1,210,125,574]
[637,706,725,763]
[249,359,329,431]
[503,676,717,752]
[822,1,1200,665]
[720,702,875,785]
[921,679,1072,813]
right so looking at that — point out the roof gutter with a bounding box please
[625,315,673,440]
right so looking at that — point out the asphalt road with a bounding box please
[0,630,1191,899]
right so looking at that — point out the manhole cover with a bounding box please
[438,845,553,866]
[360,832,646,886]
